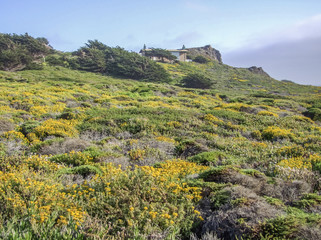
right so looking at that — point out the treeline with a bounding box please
[71,40,170,82]
[0,33,51,71]
[47,40,171,82]
[0,33,171,82]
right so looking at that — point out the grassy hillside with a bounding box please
[0,65,321,239]
[162,61,321,95]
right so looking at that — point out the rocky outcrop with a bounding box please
[247,66,270,77]
[187,45,222,63]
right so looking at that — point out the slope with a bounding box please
[0,65,321,239]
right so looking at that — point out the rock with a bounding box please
[247,66,270,77]
[187,45,222,63]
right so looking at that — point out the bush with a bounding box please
[19,121,40,136]
[49,151,94,166]
[193,55,210,64]
[175,139,208,158]
[257,216,299,239]
[58,165,103,177]
[261,126,294,141]
[188,151,227,166]
[24,62,44,70]
[304,108,321,121]
[181,73,214,89]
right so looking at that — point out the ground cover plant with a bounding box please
[0,36,321,239]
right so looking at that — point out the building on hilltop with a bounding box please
[140,47,188,62]
[166,49,188,62]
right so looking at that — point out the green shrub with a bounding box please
[240,169,264,177]
[263,196,284,207]
[193,55,210,64]
[210,189,231,209]
[19,121,40,136]
[24,62,44,70]
[258,216,299,239]
[58,109,77,120]
[312,160,321,174]
[58,165,103,177]
[304,108,321,121]
[188,151,227,166]
[295,193,321,208]
[181,73,214,89]
[49,149,103,166]
[261,126,294,141]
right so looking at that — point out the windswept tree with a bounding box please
[144,48,177,62]
[0,33,51,71]
[73,40,109,73]
[73,40,170,82]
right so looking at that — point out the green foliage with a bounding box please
[295,193,321,208]
[312,160,321,174]
[19,121,40,136]
[304,107,321,121]
[181,73,214,89]
[198,166,235,180]
[49,151,96,166]
[0,42,321,239]
[263,196,284,207]
[0,33,50,71]
[193,55,210,64]
[240,168,264,177]
[261,126,293,141]
[1,217,85,240]
[58,165,103,177]
[73,40,170,82]
[143,48,177,62]
[210,189,231,209]
[188,151,226,166]
[258,216,299,239]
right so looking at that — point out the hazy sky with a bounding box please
[1,0,321,85]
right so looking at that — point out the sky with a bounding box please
[1,0,321,86]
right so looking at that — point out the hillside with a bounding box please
[0,34,321,239]
[0,65,321,239]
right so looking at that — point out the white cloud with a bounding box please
[223,14,321,86]
[241,14,321,50]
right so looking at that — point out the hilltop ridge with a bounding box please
[187,45,223,63]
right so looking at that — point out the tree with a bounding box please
[193,55,210,64]
[182,45,186,50]
[144,48,177,62]
[181,73,214,89]
[0,33,50,71]
[72,40,170,82]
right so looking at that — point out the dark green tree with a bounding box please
[181,73,214,89]
[193,55,210,64]
[73,40,170,82]
[0,33,50,71]
[144,48,177,62]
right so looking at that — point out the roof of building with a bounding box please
[140,49,188,53]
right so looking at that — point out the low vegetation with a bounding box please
[0,34,320,239]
